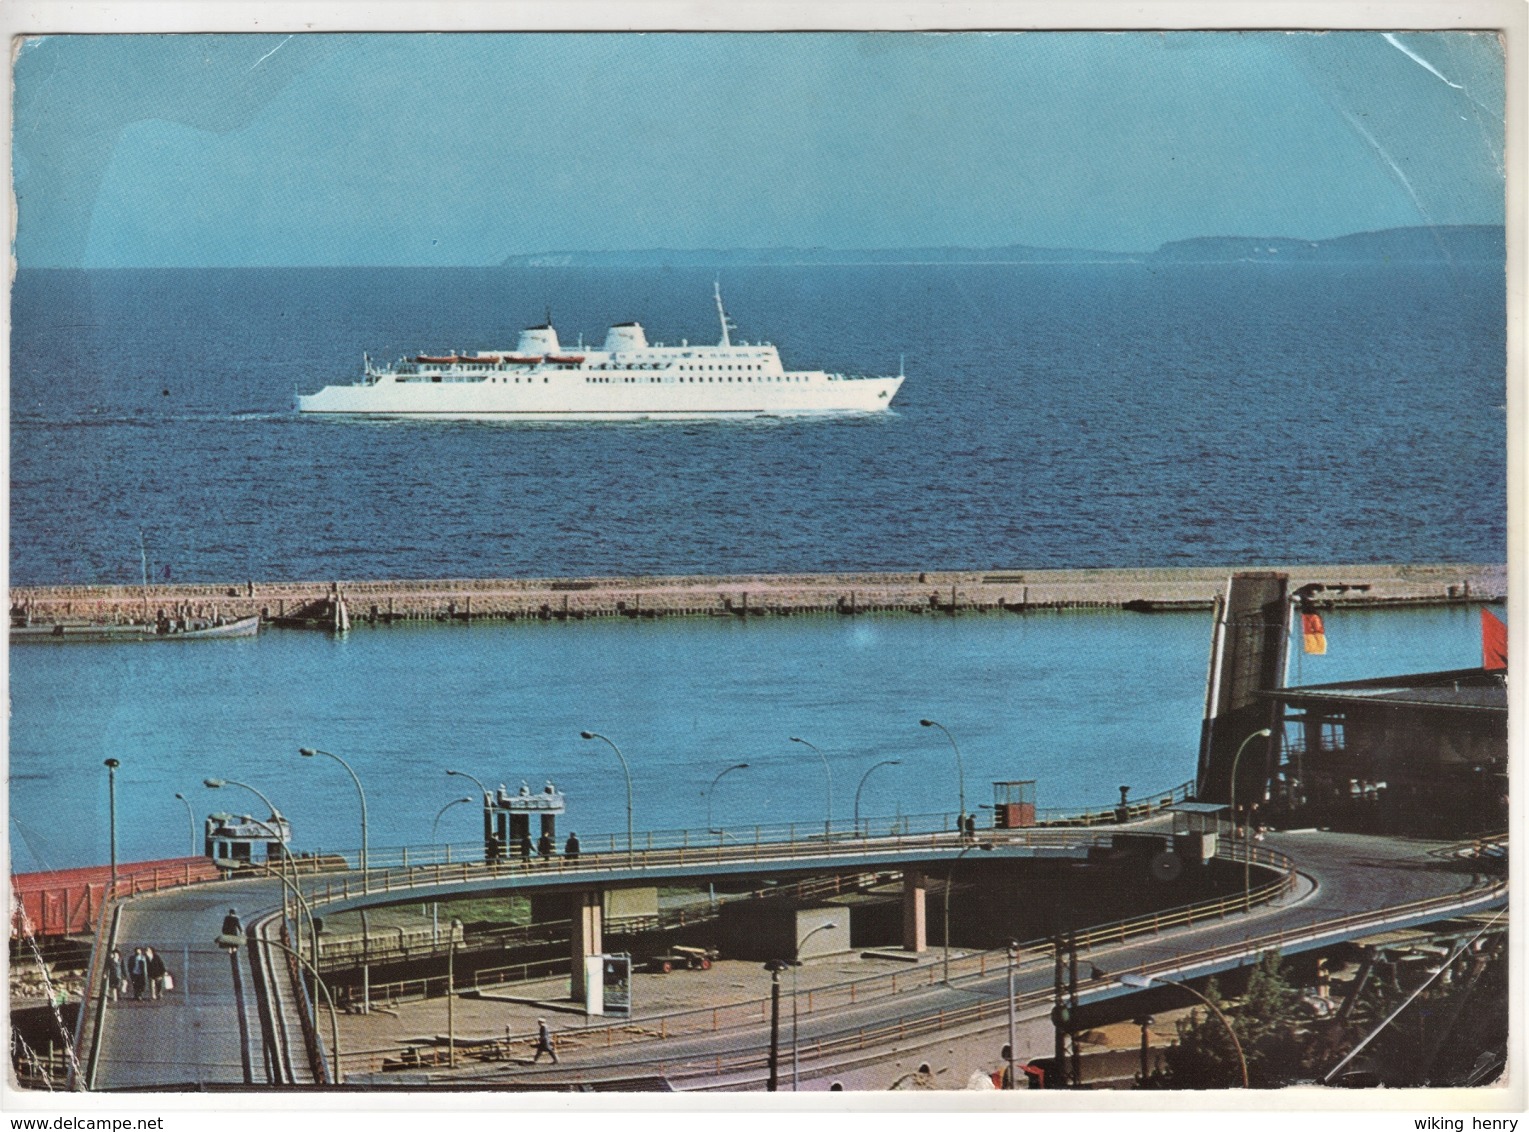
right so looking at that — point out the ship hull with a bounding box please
[296,374,905,420]
[10,614,262,643]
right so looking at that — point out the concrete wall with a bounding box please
[717,902,850,962]
[9,563,1505,627]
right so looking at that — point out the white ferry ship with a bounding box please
[296,286,905,420]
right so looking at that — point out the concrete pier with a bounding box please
[8,562,1504,629]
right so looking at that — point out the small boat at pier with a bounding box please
[9,613,261,643]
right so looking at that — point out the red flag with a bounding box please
[1302,611,1327,655]
[1481,608,1507,670]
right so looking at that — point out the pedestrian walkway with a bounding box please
[89,881,275,1089]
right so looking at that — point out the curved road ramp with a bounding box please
[75,821,1505,1091]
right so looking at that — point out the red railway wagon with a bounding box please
[10,857,221,939]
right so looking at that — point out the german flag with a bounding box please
[1302,611,1327,655]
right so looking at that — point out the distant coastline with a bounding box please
[500,224,1504,268]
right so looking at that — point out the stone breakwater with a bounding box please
[8,563,1505,628]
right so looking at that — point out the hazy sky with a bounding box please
[12,31,1505,267]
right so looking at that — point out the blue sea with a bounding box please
[9,264,1506,584]
[7,264,1507,871]
[7,605,1486,872]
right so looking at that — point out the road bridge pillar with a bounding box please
[902,870,927,952]
[569,889,604,1001]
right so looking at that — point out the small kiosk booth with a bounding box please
[1168,801,1227,864]
[205,811,291,866]
[992,780,1037,828]
[486,781,566,861]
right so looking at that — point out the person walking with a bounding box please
[537,830,554,860]
[564,832,580,860]
[105,947,126,1003]
[531,1018,559,1064]
[519,833,533,863]
[146,947,167,1001]
[128,947,148,1001]
[222,908,243,938]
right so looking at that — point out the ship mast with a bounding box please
[714,281,734,347]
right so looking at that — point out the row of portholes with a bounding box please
[582,375,810,385]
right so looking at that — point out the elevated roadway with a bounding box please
[78,822,1505,1090]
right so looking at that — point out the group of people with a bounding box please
[104,945,171,1003]
[517,830,581,862]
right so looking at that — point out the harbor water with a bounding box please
[7,262,1505,872]
[8,603,1485,871]
[9,263,1506,584]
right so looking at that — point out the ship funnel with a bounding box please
[517,324,560,354]
[602,322,648,352]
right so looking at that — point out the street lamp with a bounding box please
[173,792,197,857]
[1006,940,1020,1090]
[447,918,462,1068]
[580,731,633,865]
[1117,972,1248,1088]
[944,843,993,984]
[203,779,316,971]
[853,759,902,836]
[764,959,789,1091]
[103,759,120,894]
[445,769,493,858]
[203,777,285,827]
[919,719,966,829]
[1229,727,1274,912]
[299,748,369,885]
[433,796,474,842]
[789,737,833,837]
[792,921,839,1090]
[706,763,749,833]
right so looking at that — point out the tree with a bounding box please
[1145,952,1311,1089]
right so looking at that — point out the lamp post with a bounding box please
[792,921,839,1090]
[579,731,633,865]
[764,959,789,1091]
[919,719,966,829]
[447,918,462,1068]
[1006,940,1019,1089]
[789,737,833,838]
[103,759,120,895]
[203,779,315,971]
[1134,1013,1155,1082]
[173,792,197,856]
[299,748,369,887]
[853,759,902,836]
[1117,972,1248,1088]
[203,777,285,829]
[1229,728,1274,912]
[706,763,749,833]
[944,842,993,984]
[445,769,493,859]
[433,796,474,842]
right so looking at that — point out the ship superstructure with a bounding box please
[295,285,905,420]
